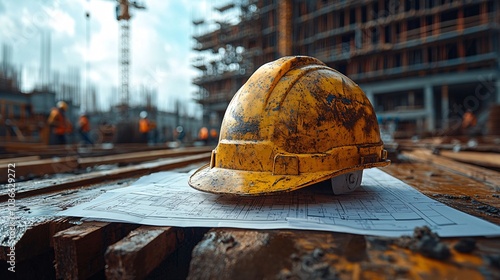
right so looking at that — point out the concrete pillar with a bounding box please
[441,85,449,129]
[277,0,292,57]
[424,84,435,131]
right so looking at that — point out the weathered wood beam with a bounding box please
[440,150,500,170]
[53,222,138,279]
[1,142,213,159]
[0,219,72,262]
[105,226,183,279]
[0,157,78,182]
[402,149,500,189]
[0,156,40,165]
[78,146,213,168]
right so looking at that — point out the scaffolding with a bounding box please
[192,0,500,134]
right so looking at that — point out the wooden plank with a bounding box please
[0,156,40,165]
[105,226,182,279]
[0,156,78,183]
[0,169,149,264]
[402,149,500,189]
[0,219,72,262]
[440,150,500,170]
[53,222,138,280]
[1,142,214,157]
[0,153,211,202]
[1,142,48,151]
[78,146,213,168]
[395,138,500,153]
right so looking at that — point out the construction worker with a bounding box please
[462,109,479,137]
[175,126,185,143]
[139,111,155,143]
[199,127,209,145]
[189,56,389,195]
[462,109,477,128]
[47,101,72,145]
[210,128,218,143]
[78,111,93,146]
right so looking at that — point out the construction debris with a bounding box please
[394,226,451,260]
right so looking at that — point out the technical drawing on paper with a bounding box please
[59,169,500,237]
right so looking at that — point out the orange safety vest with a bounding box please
[48,108,71,135]
[79,115,90,132]
[139,118,150,133]
[199,127,209,140]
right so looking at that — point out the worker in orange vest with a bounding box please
[78,111,93,146]
[462,109,478,136]
[199,127,209,145]
[139,111,155,143]
[47,101,72,145]
[462,109,477,129]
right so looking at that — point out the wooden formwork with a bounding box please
[1,150,500,279]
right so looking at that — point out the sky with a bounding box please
[0,0,230,116]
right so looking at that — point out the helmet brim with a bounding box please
[188,160,390,196]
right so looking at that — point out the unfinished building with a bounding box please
[192,0,500,136]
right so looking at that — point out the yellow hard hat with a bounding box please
[189,56,390,195]
[57,101,68,111]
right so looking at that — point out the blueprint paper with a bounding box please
[58,168,500,237]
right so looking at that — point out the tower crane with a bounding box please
[86,1,145,114]
[115,0,146,113]
[85,0,146,143]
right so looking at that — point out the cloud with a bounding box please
[44,7,75,36]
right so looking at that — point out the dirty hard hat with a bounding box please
[140,111,148,119]
[57,101,68,111]
[188,56,390,195]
